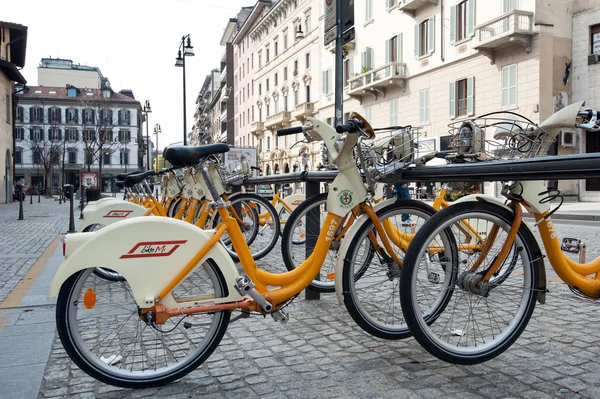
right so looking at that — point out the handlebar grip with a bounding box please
[335,119,363,134]
[277,126,304,136]
[578,110,600,119]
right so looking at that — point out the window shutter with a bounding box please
[450,6,457,43]
[449,81,456,119]
[385,38,390,63]
[29,128,33,140]
[467,0,475,37]
[502,66,509,108]
[58,129,62,141]
[414,24,419,57]
[57,108,62,123]
[397,34,403,63]
[467,76,474,116]
[428,16,435,54]
[349,57,354,76]
[503,0,517,12]
[322,71,327,95]
[367,47,373,68]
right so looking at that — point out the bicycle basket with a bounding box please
[447,112,555,161]
[359,126,422,181]
[218,159,251,186]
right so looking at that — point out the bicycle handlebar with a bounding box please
[277,126,311,136]
[335,119,363,134]
[576,109,600,132]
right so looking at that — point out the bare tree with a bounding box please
[27,105,64,194]
[79,97,120,182]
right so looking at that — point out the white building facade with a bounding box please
[15,85,143,192]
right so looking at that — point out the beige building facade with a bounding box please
[38,58,105,90]
[0,21,27,203]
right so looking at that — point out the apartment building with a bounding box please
[572,1,600,201]
[317,0,575,196]
[249,0,323,174]
[0,21,28,203]
[38,57,105,89]
[15,85,143,192]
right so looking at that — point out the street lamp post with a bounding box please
[142,100,152,171]
[175,34,195,146]
[154,123,162,172]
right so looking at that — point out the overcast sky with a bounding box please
[4,0,253,148]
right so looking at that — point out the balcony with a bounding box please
[264,111,292,130]
[292,102,315,122]
[348,62,407,104]
[250,121,265,137]
[473,10,535,64]
[398,0,438,17]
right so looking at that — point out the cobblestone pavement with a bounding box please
[38,217,600,399]
[0,197,70,303]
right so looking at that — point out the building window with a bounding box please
[104,152,111,165]
[16,127,24,140]
[305,52,310,69]
[30,128,43,141]
[389,98,398,126]
[415,17,434,57]
[33,150,41,165]
[275,73,278,87]
[306,85,311,102]
[386,34,402,63]
[284,67,288,81]
[259,83,262,96]
[364,106,372,123]
[450,0,474,43]
[386,0,397,8]
[118,110,131,125]
[67,88,77,97]
[5,94,9,123]
[274,99,279,113]
[420,89,430,124]
[283,95,288,111]
[259,107,262,122]
[449,77,474,118]
[266,78,270,91]
[83,130,95,141]
[120,151,129,165]
[50,128,61,141]
[294,90,299,106]
[15,150,22,164]
[266,48,270,63]
[68,151,77,164]
[284,33,288,49]
[294,60,299,74]
[49,107,61,124]
[591,24,600,55]
[259,53,262,68]
[305,14,311,33]
[100,109,112,124]
[322,69,333,95]
[66,108,78,124]
[274,41,279,56]
[119,130,131,143]
[266,103,270,118]
[30,107,43,123]
[502,64,518,109]
[16,106,23,122]
[365,0,372,21]
[83,109,95,124]
[67,129,78,141]
[267,136,271,150]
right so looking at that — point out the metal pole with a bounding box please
[29,186,32,204]
[38,184,41,203]
[304,180,320,300]
[146,113,150,171]
[156,132,159,172]
[18,184,24,220]
[67,185,76,233]
[183,50,188,146]
[334,0,343,126]
[79,187,84,219]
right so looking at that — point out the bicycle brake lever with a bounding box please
[576,110,600,132]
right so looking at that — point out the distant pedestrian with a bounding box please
[395,183,413,226]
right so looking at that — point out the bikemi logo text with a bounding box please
[120,240,187,259]
[104,210,133,218]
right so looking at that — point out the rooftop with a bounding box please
[17,85,140,104]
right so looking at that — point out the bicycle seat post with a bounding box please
[199,161,225,208]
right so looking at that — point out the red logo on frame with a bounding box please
[104,210,134,218]
[120,240,188,259]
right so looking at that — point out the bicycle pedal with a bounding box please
[271,309,289,323]
[234,276,273,313]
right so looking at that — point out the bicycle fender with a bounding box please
[334,198,396,304]
[48,217,244,308]
[78,200,150,232]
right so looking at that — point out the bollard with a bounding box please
[304,180,320,300]
[18,184,24,220]
[38,185,41,203]
[79,188,85,219]
[65,185,76,233]
[29,187,33,204]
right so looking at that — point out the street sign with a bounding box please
[325,26,355,47]
[324,0,354,44]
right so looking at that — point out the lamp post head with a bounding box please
[184,37,195,57]
[175,50,184,67]
[154,123,162,134]
[144,100,152,113]
[295,26,304,40]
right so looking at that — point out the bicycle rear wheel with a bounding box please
[56,261,230,388]
[400,201,540,364]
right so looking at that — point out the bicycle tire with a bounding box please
[400,201,540,364]
[56,261,230,388]
[342,199,440,339]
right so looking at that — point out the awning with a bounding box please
[0,59,26,84]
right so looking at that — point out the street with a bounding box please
[0,199,599,398]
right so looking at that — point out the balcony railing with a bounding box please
[250,121,265,136]
[474,10,534,57]
[398,0,438,16]
[292,102,315,122]
[348,62,407,102]
[264,111,292,130]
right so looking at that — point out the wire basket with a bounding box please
[219,159,251,186]
[447,112,555,162]
[359,126,422,181]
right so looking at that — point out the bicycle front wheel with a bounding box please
[342,199,438,339]
[400,201,539,364]
[56,261,230,388]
